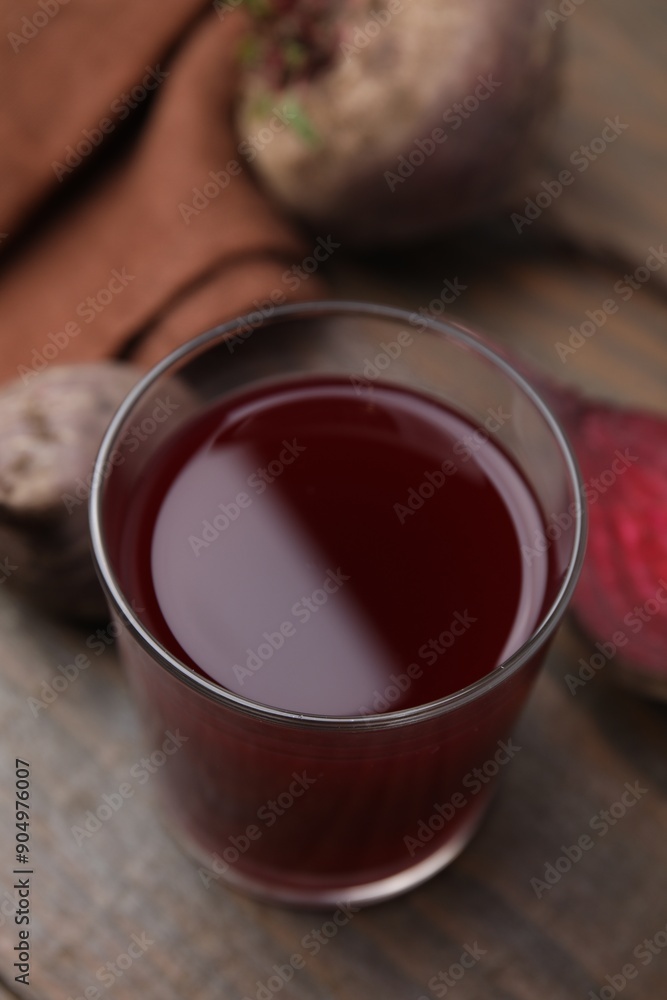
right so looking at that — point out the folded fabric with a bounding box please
[0,2,326,385]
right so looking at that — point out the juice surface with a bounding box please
[120,376,550,715]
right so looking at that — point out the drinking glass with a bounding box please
[90,301,586,906]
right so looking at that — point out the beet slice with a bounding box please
[528,377,667,701]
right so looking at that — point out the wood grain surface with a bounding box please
[1,0,666,998]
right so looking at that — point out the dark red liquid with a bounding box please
[113,376,559,899]
[122,376,549,715]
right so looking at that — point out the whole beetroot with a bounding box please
[0,363,140,621]
[235,0,560,244]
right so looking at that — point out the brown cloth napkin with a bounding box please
[0,1,326,384]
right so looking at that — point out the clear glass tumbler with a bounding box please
[90,301,586,906]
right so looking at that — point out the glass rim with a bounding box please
[89,300,587,731]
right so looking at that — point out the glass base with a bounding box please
[166,796,489,909]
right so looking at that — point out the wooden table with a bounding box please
[1,1,666,997]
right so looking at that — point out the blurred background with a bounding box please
[0,1,666,998]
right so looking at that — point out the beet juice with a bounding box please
[112,375,558,901]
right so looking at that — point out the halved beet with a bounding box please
[529,377,667,702]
